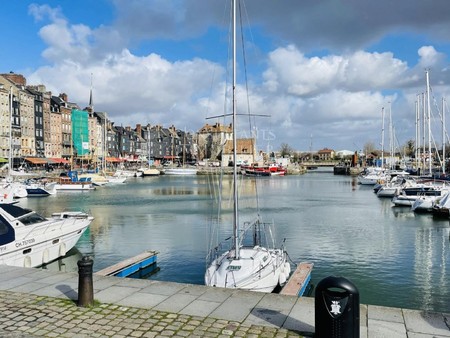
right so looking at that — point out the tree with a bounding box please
[363,141,376,156]
[280,143,293,157]
[403,139,415,157]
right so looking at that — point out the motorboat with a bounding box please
[357,168,388,185]
[24,179,56,197]
[411,192,447,213]
[138,168,160,176]
[376,176,410,198]
[0,204,93,268]
[392,181,448,207]
[241,163,287,177]
[163,167,198,175]
[55,171,95,191]
[432,191,450,218]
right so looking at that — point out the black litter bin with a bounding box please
[315,276,359,338]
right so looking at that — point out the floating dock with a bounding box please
[280,262,314,297]
[96,250,158,278]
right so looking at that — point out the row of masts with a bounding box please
[381,70,448,176]
[414,70,448,175]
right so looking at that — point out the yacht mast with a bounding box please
[426,70,432,175]
[8,86,12,176]
[443,97,446,175]
[232,0,239,259]
[415,95,420,171]
[381,107,385,168]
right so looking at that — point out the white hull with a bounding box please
[392,195,417,206]
[107,176,127,184]
[164,168,198,175]
[139,168,160,176]
[0,206,93,268]
[377,186,401,197]
[205,246,288,292]
[55,183,95,191]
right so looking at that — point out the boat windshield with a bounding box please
[0,204,34,218]
[0,216,15,245]
[20,213,47,226]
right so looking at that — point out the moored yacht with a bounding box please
[0,204,93,268]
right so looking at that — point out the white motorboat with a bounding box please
[24,179,57,197]
[431,191,450,218]
[392,181,448,207]
[411,194,443,213]
[138,168,160,176]
[163,167,198,175]
[376,176,410,198]
[106,175,127,184]
[0,204,93,268]
[205,0,291,293]
[1,180,28,199]
[357,168,388,185]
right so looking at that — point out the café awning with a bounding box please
[24,157,49,165]
[106,157,124,163]
[50,158,70,164]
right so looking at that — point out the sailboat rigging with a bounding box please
[204,0,291,292]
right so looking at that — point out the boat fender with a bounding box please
[284,262,291,275]
[43,249,49,264]
[59,243,66,256]
[278,272,287,285]
[24,256,32,268]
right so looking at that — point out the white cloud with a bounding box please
[23,1,450,151]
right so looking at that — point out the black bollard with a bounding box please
[77,256,94,307]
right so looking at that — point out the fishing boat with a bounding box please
[0,203,93,267]
[55,171,95,191]
[241,163,287,177]
[205,0,291,292]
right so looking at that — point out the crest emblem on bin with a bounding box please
[330,300,341,315]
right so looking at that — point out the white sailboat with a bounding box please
[163,129,197,175]
[205,0,290,292]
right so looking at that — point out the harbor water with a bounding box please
[17,169,450,313]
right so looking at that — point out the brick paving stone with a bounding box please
[0,290,310,338]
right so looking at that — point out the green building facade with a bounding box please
[72,109,89,156]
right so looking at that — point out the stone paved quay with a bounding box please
[0,265,449,337]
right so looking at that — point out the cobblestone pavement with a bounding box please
[0,291,305,338]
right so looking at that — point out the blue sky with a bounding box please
[2,0,450,152]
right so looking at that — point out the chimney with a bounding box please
[59,93,68,102]
[136,124,142,135]
[1,72,26,86]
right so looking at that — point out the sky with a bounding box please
[2,0,450,153]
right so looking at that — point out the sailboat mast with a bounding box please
[442,97,446,175]
[426,70,432,175]
[232,0,239,260]
[8,86,12,176]
[381,107,385,168]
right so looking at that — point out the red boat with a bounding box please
[241,163,287,176]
